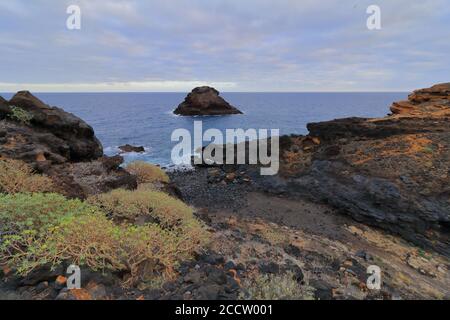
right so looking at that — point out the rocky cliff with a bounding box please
[0,91,136,198]
[273,84,450,256]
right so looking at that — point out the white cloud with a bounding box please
[0,0,448,91]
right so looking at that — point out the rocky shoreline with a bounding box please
[0,85,449,300]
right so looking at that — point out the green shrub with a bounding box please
[88,189,201,231]
[240,272,315,300]
[4,213,126,275]
[0,159,55,194]
[0,193,106,274]
[0,193,95,236]
[119,224,180,285]
[0,192,209,286]
[125,161,169,184]
[88,189,210,280]
[8,106,33,125]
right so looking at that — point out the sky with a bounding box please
[0,0,449,92]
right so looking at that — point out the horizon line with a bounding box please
[0,90,410,94]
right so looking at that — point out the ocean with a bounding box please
[0,92,407,167]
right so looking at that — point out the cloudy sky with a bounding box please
[0,0,449,92]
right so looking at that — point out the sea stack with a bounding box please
[174,86,243,116]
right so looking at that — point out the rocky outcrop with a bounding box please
[195,84,450,256]
[272,84,450,256]
[119,144,145,153]
[1,91,102,162]
[390,83,450,116]
[0,91,136,198]
[174,86,242,116]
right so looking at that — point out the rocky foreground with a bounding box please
[0,86,449,300]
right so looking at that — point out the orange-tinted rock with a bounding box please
[390,83,450,116]
[1,265,12,276]
[69,289,92,300]
[274,84,450,256]
[55,275,67,286]
[85,281,108,300]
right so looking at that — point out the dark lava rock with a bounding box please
[206,267,228,285]
[184,271,202,284]
[282,262,304,282]
[174,86,243,116]
[20,265,64,286]
[118,144,145,153]
[270,84,450,256]
[199,252,225,265]
[309,279,335,300]
[196,284,222,300]
[6,91,103,161]
[355,250,373,262]
[259,262,280,274]
[223,261,236,271]
[0,91,137,198]
[284,244,302,258]
[0,96,11,119]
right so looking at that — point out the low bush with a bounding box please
[119,224,179,285]
[88,189,203,231]
[0,158,55,194]
[8,106,33,125]
[0,192,209,286]
[0,193,95,236]
[240,272,315,300]
[125,161,169,184]
[0,193,107,274]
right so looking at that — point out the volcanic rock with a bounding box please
[273,84,450,256]
[0,96,11,119]
[390,83,450,116]
[119,144,145,153]
[174,86,242,116]
[0,91,136,198]
[2,91,102,162]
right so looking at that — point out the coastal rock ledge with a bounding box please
[0,91,137,198]
[174,86,243,116]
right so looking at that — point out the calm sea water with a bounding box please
[1,92,407,166]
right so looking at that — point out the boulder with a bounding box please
[0,91,136,198]
[118,144,145,153]
[7,91,103,160]
[174,86,242,116]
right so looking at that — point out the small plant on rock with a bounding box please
[8,106,33,125]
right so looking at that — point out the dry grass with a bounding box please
[125,161,169,184]
[0,158,55,194]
